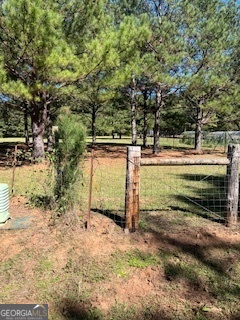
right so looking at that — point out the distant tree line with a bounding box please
[0,0,239,157]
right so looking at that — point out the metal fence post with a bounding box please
[226,144,240,227]
[125,146,141,232]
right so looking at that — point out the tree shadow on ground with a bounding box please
[87,144,128,159]
[91,208,125,228]
[56,294,240,319]
[56,208,240,319]
[169,204,225,224]
[56,298,101,320]
[56,298,175,320]
[146,220,240,314]
[87,143,197,159]
[173,173,230,224]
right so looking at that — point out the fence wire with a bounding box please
[81,149,239,229]
[140,164,229,223]
[80,152,126,228]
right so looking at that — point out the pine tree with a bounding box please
[136,0,186,153]
[181,0,239,151]
[64,2,150,145]
[0,0,79,158]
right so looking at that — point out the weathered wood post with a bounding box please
[125,146,141,232]
[226,144,240,227]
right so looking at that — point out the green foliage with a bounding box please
[0,105,26,137]
[0,0,76,94]
[181,0,240,150]
[54,110,86,213]
[68,8,150,143]
[145,0,186,85]
[95,104,130,136]
[160,108,191,136]
[0,0,81,157]
[0,0,239,153]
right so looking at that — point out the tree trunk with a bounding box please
[32,120,45,158]
[153,84,162,154]
[142,90,148,148]
[31,101,46,159]
[46,105,54,152]
[194,106,203,152]
[92,105,97,145]
[24,108,29,146]
[131,75,137,146]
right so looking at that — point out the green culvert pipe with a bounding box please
[0,183,10,223]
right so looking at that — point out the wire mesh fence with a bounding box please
[82,145,240,231]
[179,131,240,153]
[1,143,239,231]
[79,151,126,228]
[140,164,228,223]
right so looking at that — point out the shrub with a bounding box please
[53,110,86,214]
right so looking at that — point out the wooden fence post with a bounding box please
[226,144,240,227]
[125,146,141,232]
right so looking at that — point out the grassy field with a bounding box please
[0,135,226,151]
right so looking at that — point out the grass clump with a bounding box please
[127,249,159,268]
[111,249,160,278]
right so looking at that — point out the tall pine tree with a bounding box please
[0,0,79,158]
[181,0,239,151]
